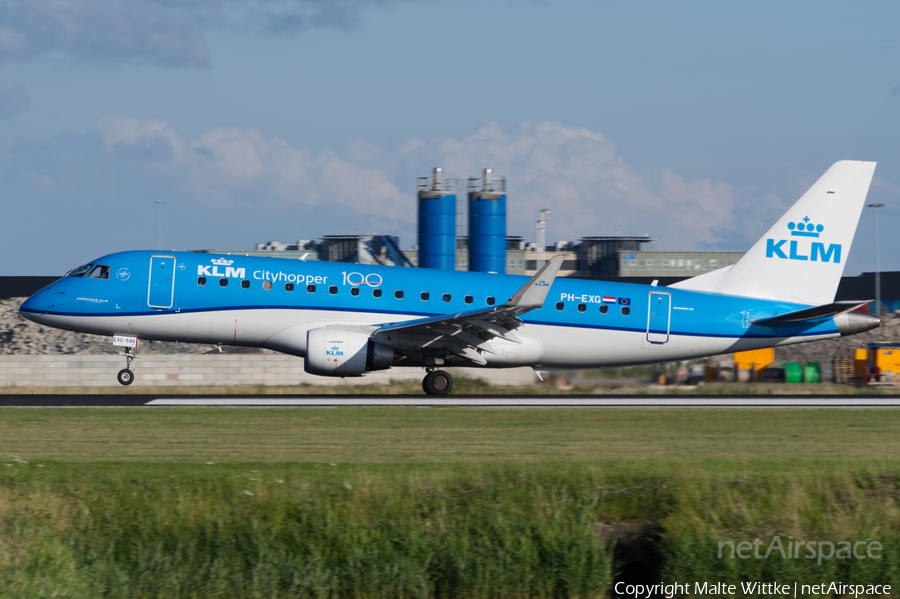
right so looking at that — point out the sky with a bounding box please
[0,0,898,276]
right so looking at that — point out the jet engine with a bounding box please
[305,326,395,376]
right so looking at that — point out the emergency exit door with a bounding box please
[148,255,176,309]
[646,291,671,344]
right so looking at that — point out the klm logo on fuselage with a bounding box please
[197,258,245,279]
[765,218,841,264]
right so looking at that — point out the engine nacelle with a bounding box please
[305,327,394,376]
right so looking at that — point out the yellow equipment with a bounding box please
[734,348,775,371]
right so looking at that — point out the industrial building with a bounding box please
[227,238,743,279]
[196,166,747,280]
[618,250,745,278]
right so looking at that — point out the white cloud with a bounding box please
[92,117,757,250]
[388,121,744,249]
[97,116,408,216]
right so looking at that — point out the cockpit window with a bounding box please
[87,265,110,280]
[68,264,93,278]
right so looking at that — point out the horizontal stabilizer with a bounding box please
[752,300,870,326]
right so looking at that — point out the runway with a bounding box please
[3,394,900,407]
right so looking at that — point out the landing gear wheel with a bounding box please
[423,370,453,396]
[117,346,138,385]
[117,369,134,386]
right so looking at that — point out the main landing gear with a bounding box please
[117,347,137,386]
[422,369,453,396]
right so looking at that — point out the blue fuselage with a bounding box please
[20,250,841,369]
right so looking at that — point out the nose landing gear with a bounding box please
[422,369,453,396]
[117,347,137,386]
[117,368,134,386]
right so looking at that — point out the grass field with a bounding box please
[2,407,900,461]
[4,408,900,596]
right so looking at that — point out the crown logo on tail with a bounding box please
[788,217,823,238]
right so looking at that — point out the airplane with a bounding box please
[19,160,880,395]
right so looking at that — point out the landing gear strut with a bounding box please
[422,369,453,396]
[117,347,137,386]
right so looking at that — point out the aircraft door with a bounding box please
[646,291,671,344]
[148,255,176,309]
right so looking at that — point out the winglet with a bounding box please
[504,255,565,311]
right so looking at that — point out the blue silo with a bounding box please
[468,168,507,273]
[417,167,457,270]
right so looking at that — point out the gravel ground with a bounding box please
[0,297,214,355]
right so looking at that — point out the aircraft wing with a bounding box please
[372,256,564,365]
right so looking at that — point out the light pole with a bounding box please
[155,200,162,251]
[868,203,885,318]
[536,209,551,270]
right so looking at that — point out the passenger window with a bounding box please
[556,302,565,311]
[621,306,631,316]
[442,293,451,302]
[395,290,404,299]
[486,296,495,306]
[263,281,272,291]
[241,280,250,289]
[351,287,360,296]
[599,304,608,314]
[87,265,109,280]
[577,303,586,312]
[68,264,93,278]
[464,295,473,304]
[421,292,429,301]
[219,278,228,287]
[197,277,207,286]
[285,282,294,292]
[329,286,337,295]
[307,284,316,293]
[373,288,382,298]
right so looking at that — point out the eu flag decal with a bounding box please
[618,297,631,305]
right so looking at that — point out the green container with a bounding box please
[784,362,802,384]
[804,362,820,384]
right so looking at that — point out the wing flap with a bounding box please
[466,320,522,344]
[373,256,564,363]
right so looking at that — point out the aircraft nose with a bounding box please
[18,289,55,324]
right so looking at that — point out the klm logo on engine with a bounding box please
[765,217,841,264]
[326,345,344,357]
